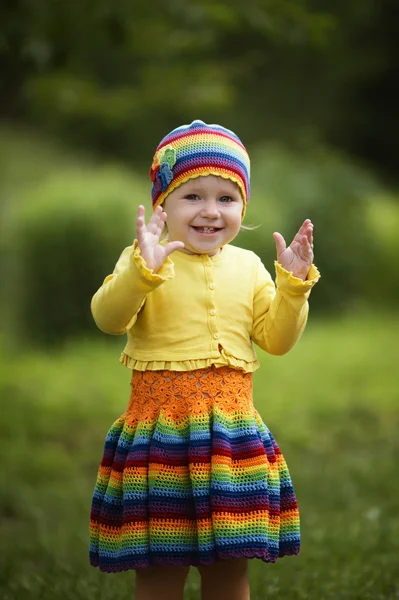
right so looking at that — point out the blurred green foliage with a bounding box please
[7,173,139,344]
[1,126,399,345]
[1,0,399,348]
[0,129,143,343]
[2,0,399,178]
[1,316,398,598]
[238,144,389,313]
[1,5,398,598]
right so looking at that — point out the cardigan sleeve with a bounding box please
[251,259,320,355]
[91,240,175,335]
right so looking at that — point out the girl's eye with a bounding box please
[219,196,233,203]
[185,194,199,200]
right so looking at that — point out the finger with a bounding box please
[164,241,185,257]
[301,235,314,258]
[295,219,312,241]
[305,224,313,245]
[156,208,167,232]
[158,210,167,231]
[136,205,147,242]
[136,204,145,225]
[297,219,310,234]
[147,207,159,233]
[273,232,286,256]
[155,222,165,241]
[147,206,162,234]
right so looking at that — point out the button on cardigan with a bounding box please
[91,241,320,372]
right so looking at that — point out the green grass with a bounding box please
[1,315,398,599]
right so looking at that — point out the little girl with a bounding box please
[89,120,320,600]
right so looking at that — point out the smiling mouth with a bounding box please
[191,226,222,234]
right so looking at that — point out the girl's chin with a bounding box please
[179,241,221,256]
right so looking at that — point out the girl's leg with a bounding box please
[135,565,190,600]
[198,558,250,600]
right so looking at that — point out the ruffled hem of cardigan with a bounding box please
[275,261,321,288]
[120,350,260,373]
[131,239,174,282]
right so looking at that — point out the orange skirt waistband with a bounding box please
[126,365,253,423]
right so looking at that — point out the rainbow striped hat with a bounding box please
[150,120,250,217]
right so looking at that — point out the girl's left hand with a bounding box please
[273,219,314,281]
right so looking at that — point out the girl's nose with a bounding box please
[200,201,221,218]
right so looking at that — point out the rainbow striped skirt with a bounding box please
[89,366,300,572]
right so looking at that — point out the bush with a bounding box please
[2,165,146,345]
[236,144,383,313]
[364,196,399,306]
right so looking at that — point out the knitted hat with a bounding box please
[150,120,250,217]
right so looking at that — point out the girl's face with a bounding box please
[163,175,244,256]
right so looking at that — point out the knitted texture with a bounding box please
[89,366,300,572]
[150,120,250,216]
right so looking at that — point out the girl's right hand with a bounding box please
[136,205,184,272]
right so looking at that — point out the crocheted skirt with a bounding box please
[89,366,300,572]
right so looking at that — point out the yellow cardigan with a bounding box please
[91,241,320,372]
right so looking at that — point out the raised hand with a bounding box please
[136,205,184,272]
[273,219,314,281]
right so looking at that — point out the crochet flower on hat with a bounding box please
[149,145,177,192]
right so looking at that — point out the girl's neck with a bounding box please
[177,247,222,258]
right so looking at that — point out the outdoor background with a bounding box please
[1,1,398,598]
